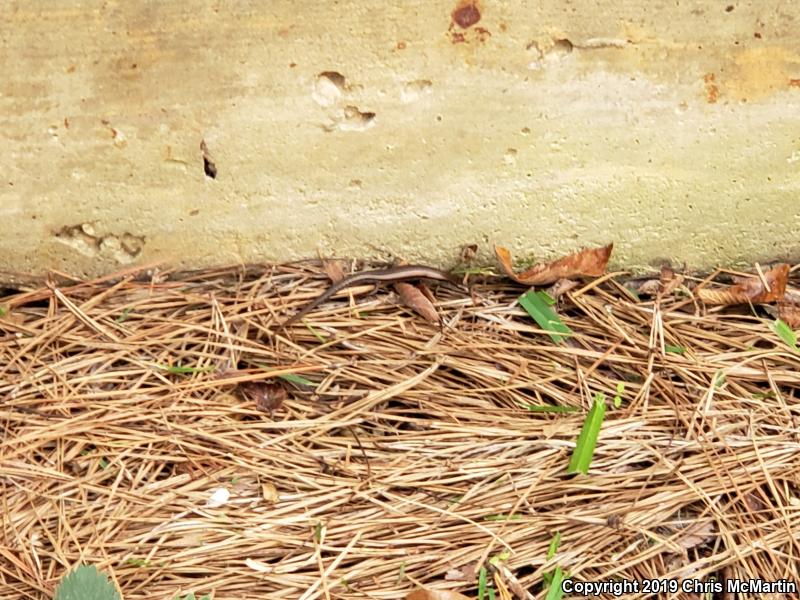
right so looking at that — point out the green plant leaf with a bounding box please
[278,373,316,387]
[125,558,149,568]
[518,290,572,343]
[478,566,488,600]
[489,550,510,567]
[547,531,561,560]
[396,561,406,584]
[713,371,726,388]
[545,566,564,600]
[539,291,557,306]
[54,565,121,600]
[567,393,606,474]
[772,319,798,351]
[613,382,624,407]
[664,345,686,354]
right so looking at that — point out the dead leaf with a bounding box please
[697,264,789,305]
[240,381,287,414]
[628,266,684,297]
[322,259,346,283]
[743,492,766,513]
[671,520,716,550]
[460,243,479,264]
[778,301,800,328]
[396,282,439,324]
[261,482,279,503]
[444,563,476,581]
[406,590,473,600]
[633,278,661,296]
[495,243,613,286]
[659,265,684,296]
[445,569,467,581]
[665,519,717,550]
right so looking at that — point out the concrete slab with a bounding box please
[2,1,799,279]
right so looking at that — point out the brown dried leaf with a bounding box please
[417,282,437,303]
[659,265,684,296]
[262,482,279,503]
[494,243,613,286]
[675,520,716,550]
[634,279,662,296]
[444,564,476,581]
[743,492,766,513]
[322,259,346,283]
[445,569,467,581]
[697,264,789,306]
[406,590,472,600]
[460,243,478,264]
[395,282,439,324]
[240,381,287,414]
[778,301,800,328]
[632,266,685,297]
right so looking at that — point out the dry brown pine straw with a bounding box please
[1,263,799,600]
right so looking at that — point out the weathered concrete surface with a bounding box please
[2,1,799,279]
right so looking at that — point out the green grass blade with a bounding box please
[547,532,561,560]
[544,566,564,600]
[518,290,572,343]
[483,514,521,521]
[772,319,798,351]
[567,394,606,474]
[664,344,686,354]
[278,373,316,387]
[478,566,488,600]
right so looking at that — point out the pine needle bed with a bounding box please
[1,262,799,599]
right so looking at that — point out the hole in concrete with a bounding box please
[200,140,217,179]
[318,71,346,89]
[551,38,573,55]
[314,71,347,106]
[401,79,433,103]
[342,106,376,130]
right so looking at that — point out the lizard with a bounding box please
[281,264,462,328]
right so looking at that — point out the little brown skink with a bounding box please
[281,264,459,327]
